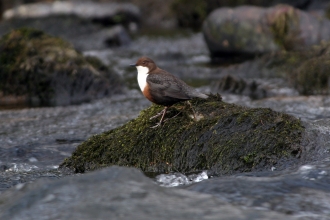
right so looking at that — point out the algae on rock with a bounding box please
[61,94,304,175]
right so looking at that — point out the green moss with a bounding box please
[293,57,330,95]
[0,28,74,98]
[60,94,304,175]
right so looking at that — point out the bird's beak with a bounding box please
[130,64,136,67]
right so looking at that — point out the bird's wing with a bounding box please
[146,71,191,100]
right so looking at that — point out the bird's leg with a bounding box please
[158,106,168,124]
[150,108,166,120]
[150,106,168,128]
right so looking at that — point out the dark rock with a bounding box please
[60,94,304,175]
[211,75,268,99]
[203,5,330,61]
[0,28,123,107]
[211,74,299,99]
[0,166,295,220]
[212,75,248,94]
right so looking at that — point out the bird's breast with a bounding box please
[137,66,149,92]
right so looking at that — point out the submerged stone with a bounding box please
[0,28,123,106]
[60,94,304,175]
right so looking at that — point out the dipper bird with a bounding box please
[131,56,208,127]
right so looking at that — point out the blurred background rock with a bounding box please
[2,0,330,104]
[2,0,330,29]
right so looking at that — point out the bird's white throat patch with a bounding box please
[136,66,149,91]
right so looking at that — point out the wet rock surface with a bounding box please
[0,166,293,220]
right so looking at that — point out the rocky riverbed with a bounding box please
[1,2,330,219]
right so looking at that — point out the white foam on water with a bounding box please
[6,163,39,172]
[156,171,208,187]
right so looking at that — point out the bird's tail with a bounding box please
[193,91,209,99]
[196,93,208,99]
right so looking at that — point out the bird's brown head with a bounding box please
[132,57,157,72]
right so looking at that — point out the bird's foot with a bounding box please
[149,107,169,128]
[150,122,163,128]
[150,111,181,128]
[150,109,166,120]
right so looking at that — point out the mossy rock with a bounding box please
[0,28,123,106]
[60,94,304,175]
[292,57,330,95]
[253,42,330,95]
